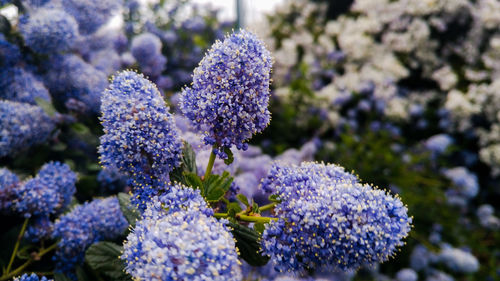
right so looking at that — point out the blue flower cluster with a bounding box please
[180,30,273,158]
[261,162,412,273]
[0,67,51,104]
[43,54,107,113]
[99,71,183,207]
[152,183,213,216]
[20,8,79,54]
[122,205,241,280]
[25,216,54,243]
[13,273,52,281]
[438,246,479,273]
[52,197,128,276]
[131,33,166,78]
[395,268,418,281]
[14,161,77,218]
[0,100,55,157]
[0,167,20,212]
[0,34,21,67]
[62,0,122,35]
[97,166,128,193]
[476,204,500,229]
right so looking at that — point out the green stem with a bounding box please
[203,148,217,180]
[237,214,278,223]
[259,202,277,212]
[214,212,229,218]
[5,218,29,274]
[0,243,57,281]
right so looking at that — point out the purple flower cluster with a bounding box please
[14,161,77,218]
[52,197,128,277]
[20,8,79,54]
[261,162,412,273]
[180,30,273,158]
[62,0,122,35]
[131,33,167,78]
[122,197,241,280]
[0,101,55,157]
[0,167,20,212]
[13,273,52,281]
[0,67,51,104]
[99,71,183,208]
[25,216,54,243]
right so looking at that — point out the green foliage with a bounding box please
[228,222,269,267]
[117,193,140,228]
[85,242,131,281]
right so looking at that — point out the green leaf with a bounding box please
[76,265,91,281]
[236,194,250,207]
[71,123,91,135]
[35,97,57,117]
[85,242,132,281]
[202,171,233,202]
[223,147,234,165]
[252,201,259,213]
[117,193,139,227]
[54,273,73,281]
[229,222,269,266]
[268,194,280,202]
[0,15,11,34]
[254,223,265,234]
[182,141,197,174]
[227,202,242,218]
[184,172,203,189]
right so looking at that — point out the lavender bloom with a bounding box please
[0,167,20,212]
[0,67,51,104]
[13,273,52,281]
[152,183,213,216]
[131,33,167,78]
[425,271,454,281]
[97,166,128,193]
[425,134,453,154]
[122,207,241,281]
[439,246,479,273]
[261,162,411,273]
[44,54,107,112]
[14,162,77,218]
[89,48,122,75]
[410,245,435,271]
[0,34,21,67]
[180,30,273,158]
[20,8,78,54]
[443,167,479,199]
[25,216,53,243]
[477,204,500,229]
[52,197,128,277]
[0,101,55,157]
[99,70,183,182]
[396,268,418,281]
[62,0,122,35]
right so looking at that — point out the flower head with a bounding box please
[0,167,20,213]
[122,207,241,281]
[52,197,128,277]
[0,101,55,157]
[261,162,411,273]
[13,273,52,281]
[99,71,183,181]
[62,0,122,35]
[25,216,54,243]
[20,8,78,54]
[180,30,273,158]
[14,161,77,218]
[0,67,51,105]
[131,33,166,78]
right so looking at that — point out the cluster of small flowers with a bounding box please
[0,162,76,218]
[261,162,411,273]
[180,30,273,158]
[122,184,241,280]
[99,71,183,209]
[52,197,128,277]
[13,273,52,281]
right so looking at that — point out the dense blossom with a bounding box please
[180,30,273,158]
[14,161,77,218]
[25,216,54,243]
[396,268,418,281]
[0,67,51,104]
[442,167,479,200]
[152,183,213,216]
[20,8,78,54]
[0,101,55,157]
[62,0,122,35]
[97,166,128,193]
[0,167,19,212]
[122,207,241,281]
[0,34,21,67]
[438,246,479,273]
[476,204,500,229]
[43,54,107,112]
[99,71,183,182]
[52,197,128,276]
[261,162,411,273]
[13,273,52,281]
[131,32,166,78]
